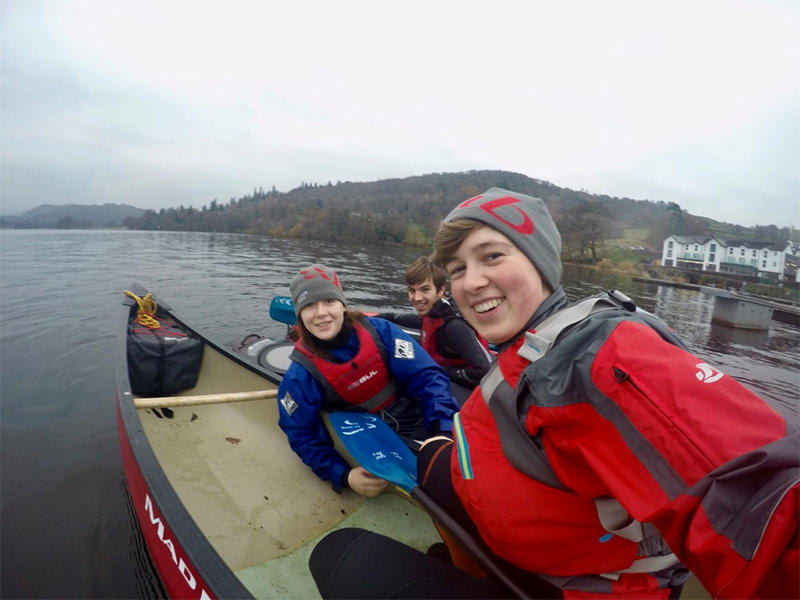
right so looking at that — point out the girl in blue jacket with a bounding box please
[277,264,459,497]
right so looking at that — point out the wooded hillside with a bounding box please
[5,171,794,254]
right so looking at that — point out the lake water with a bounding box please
[1,229,797,599]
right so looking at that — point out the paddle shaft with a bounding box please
[325,412,538,598]
[134,389,278,409]
[409,485,535,599]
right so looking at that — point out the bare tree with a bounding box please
[556,199,614,264]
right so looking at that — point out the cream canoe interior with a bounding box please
[134,340,442,599]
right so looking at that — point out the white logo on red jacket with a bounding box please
[347,370,378,390]
[696,363,724,383]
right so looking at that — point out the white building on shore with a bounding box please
[661,235,791,282]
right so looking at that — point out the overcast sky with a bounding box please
[1,0,798,228]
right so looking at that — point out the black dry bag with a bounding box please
[127,319,203,396]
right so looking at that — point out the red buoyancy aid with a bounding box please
[450,294,799,598]
[420,314,465,369]
[291,320,398,413]
[420,303,492,369]
[452,341,679,598]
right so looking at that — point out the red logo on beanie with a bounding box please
[455,194,484,209]
[301,267,341,288]
[457,195,535,235]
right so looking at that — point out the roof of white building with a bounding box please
[725,240,786,251]
[669,235,718,244]
[668,235,785,252]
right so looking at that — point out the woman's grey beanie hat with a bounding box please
[443,188,562,291]
[290,264,347,316]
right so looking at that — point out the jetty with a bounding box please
[631,277,800,329]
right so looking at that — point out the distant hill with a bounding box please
[1,171,793,250]
[117,169,791,249]
[1,203,145,229]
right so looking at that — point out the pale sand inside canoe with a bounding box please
[137,343,441,598]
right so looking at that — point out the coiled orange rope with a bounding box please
[125,291,160,329]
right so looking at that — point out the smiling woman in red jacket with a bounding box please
[309,190,799,600]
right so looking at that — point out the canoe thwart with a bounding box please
[134,389,278,409]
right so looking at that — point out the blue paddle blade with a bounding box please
[269,296,296,325]
[328,412,419,493]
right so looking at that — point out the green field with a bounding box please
[609,228,651,247]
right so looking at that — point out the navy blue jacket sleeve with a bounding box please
[375,312,423,329]
[366,317,459,432]
[277,363,351,491]
[441,317,493,387]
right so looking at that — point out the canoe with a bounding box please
[116,284,443,599]
[117,285,712,599]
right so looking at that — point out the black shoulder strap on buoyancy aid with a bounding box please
[290,350,343,405]
[481,291,681,580]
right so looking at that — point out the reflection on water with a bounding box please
[563,264,798,421]
[0,232,797,599]
[653,285,716,334]
[708,322,770,350]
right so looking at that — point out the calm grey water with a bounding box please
[1,230,797,599]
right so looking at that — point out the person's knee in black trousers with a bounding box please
[309,527,509,599]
